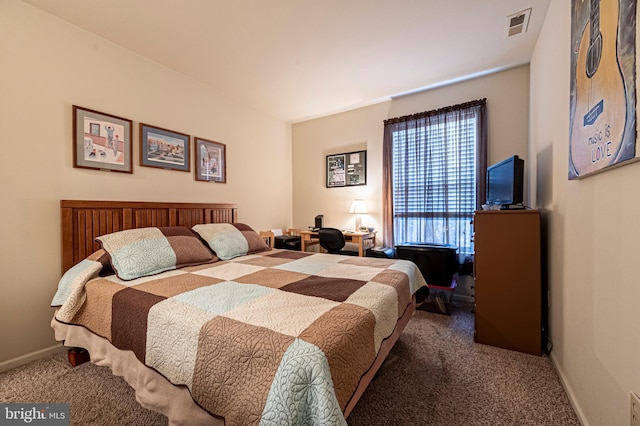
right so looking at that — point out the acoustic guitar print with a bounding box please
[570,0,627,176]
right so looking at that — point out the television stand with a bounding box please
[473,210,541,355]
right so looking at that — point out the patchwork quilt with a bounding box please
[52,249,427,426]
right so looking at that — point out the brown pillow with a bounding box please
[96,226,217,280]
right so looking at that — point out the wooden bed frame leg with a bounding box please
[67,347,90,367]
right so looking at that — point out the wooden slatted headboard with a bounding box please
[60,200,238,274]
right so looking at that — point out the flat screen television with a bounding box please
[486,155,524,208]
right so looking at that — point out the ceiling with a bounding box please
[23,0,550,123]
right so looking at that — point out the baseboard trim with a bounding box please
[549,351,588,426]
[0,344,65,373]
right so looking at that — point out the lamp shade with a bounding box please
[349,199,368,214]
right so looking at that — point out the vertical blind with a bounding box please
[383,99,487,256]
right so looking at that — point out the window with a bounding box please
[382,99,487,257]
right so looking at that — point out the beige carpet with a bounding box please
[1,303,580,425]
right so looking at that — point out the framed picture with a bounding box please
[195,137,226,183]
[140,123,190,172]
[73,105,133,173]
[568,0,636,179]
[326,150,366,187]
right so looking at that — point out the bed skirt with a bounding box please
[51,316,222,426]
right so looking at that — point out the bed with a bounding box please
[51,200,428,425]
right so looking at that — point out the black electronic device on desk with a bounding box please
[310,214,323,232]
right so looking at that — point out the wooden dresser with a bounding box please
[473,210,542,356]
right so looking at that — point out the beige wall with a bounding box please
[292,101,390,234]
[292,66,530,297]
[0,1,292,367]
[531,1,640,425]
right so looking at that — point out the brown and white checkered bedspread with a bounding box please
[52,249,427,425]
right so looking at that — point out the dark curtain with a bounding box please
[381,98,487,253]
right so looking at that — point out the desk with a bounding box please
[300,230,376,257]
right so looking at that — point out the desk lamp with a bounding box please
[349,199,368,231]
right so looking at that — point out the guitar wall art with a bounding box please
[569,0,637,179]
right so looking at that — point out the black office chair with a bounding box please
[318,228,359,256]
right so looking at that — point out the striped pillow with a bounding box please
[96,226,216,280]
[192,223,270,260]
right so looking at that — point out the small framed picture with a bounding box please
[140,123,190,172]
[73,105,133,173]
[195,137,226,183]
[326,150,366,187]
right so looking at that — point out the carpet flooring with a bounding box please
[0,303,580,425]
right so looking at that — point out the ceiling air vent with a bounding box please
[505,8,531,38]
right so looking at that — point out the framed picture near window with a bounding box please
[195,137,226,183]
[73,105,133,173]
[326,150,366,187]
[140,123,190,172]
